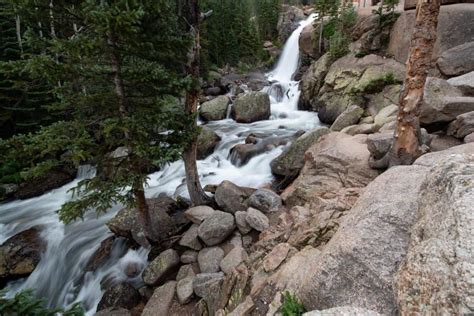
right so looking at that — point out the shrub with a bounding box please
[350,72,401,94]
[280,291,306,316]
[329,30,351,59]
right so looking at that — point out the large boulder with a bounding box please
[419,77,474,125]
[388,4,474,64]
[437,41,474,77]
[396,154,474,315]
[315,54,405,124]
[277,5,305,43]
[142,249,180,286]
[447,71,474,96]
[231,92,271,123]
[271,127,330,177]
[197,210,236,246]
[199,95,230,121]
[298,164,427,314]
[214,181,254,214]
[248,188,282,213]
[447,111,474,139]
[298,53,333,111]
[0,227,45,286]
[97,282,141,311]
[282,132,379,208]
[197,126,221,160]
[299,22,323,60]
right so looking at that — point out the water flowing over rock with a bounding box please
[277,5,305,43]
[231,92,271,123]
[199,95,230,121]
[396,154,474,315]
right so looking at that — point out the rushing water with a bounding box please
[0,14,318,315]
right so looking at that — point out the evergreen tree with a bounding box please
[0,0,195,244]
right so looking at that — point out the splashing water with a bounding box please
[0,14,320,315]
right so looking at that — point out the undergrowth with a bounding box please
[280,291,306,316]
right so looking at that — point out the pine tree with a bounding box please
[1,0,195,244]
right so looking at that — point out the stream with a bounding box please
[0,14,319,315]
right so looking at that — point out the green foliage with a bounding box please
[0,289,84,316]
[1,0,196,223]
[329,30,351,59]
[280,291,306,316]
[350,72,400,94]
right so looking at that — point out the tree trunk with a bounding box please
[183,0,211,206]
[133,185,151,247]
[318,15,324,54]
[371,0,441,168]
[15,15,23,53]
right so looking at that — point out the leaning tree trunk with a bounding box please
[183,0,212,206]
[371,0,441,168]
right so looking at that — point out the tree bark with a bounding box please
[183,0,211,206]
[372,0,441,168]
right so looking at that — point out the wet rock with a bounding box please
[231,92,271,123]
[367,132,393,160]
[437,41,474,77]
[198,247,225,273]
[419,77,474,125]
[177,276,194,304]
[229,135,292,167]
[447,111,474,139]
[185,205,215,224]
[304,307,382,316]
[235,211,252,234]
[176,264,197,281]
[141,281,176,316]
[85,237,115,273]
[180,250,198,264]
[447,71,474,96]
[330,105,364,132]
[263,243,291,272]
[198,211,235,246]
[298,165,428,314]
[94,307,131,316]
[215,181,253,214]
[0,227,45,285]
[271,127,330,177]
[396,154,474,315]
[97,282,141,311]
[199,95,230,121]
[197,126,221,160]
[219,247,248,275]
[248,189,282,213]
[142,249,180,286]
[193,272,225,299]
[245,208,269,232]
[179,224,202,251]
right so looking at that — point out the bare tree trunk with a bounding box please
[15,15,23,54]
[371,0,441,168]
[318,15,324,54]
[183,0,211,206]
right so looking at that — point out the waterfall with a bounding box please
[0,13,320,315]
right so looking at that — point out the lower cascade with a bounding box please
[0,14,319,315]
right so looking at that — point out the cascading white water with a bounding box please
[0,14,319,315]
